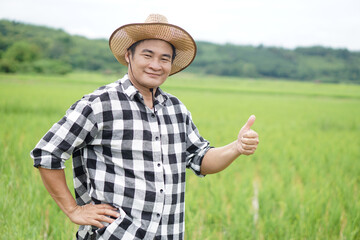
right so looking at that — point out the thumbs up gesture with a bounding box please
[237,115,259,155]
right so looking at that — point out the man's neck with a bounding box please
[130,82,157,109]
[143,88,156,109]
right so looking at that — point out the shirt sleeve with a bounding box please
[185,111,212,177]
[30,100,98,169]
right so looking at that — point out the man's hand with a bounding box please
[200,115,259,175]
[236,115,259,155]
[67,203,120,229]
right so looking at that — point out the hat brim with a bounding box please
[109,23,196,75]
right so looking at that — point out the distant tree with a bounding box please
[48,36,73,59]
[3,41,41,62]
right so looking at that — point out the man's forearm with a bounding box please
[38,167,78,217]
[200,141,240,175]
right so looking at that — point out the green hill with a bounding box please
[0,19,359,83]
[193,42,360,83]
[0,20,123,75]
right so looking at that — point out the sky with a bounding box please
[1,0,360,51]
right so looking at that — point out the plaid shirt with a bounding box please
[31,74,211,240]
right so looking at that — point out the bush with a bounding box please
[3,41,41,63]
[32,59,72,75]
[0,58,18,73]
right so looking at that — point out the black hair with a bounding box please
[127,39,177,62]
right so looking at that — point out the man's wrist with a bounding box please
[232,140,242,157]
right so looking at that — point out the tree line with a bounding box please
[1,19,359,83]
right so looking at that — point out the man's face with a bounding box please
[125,39,173,92]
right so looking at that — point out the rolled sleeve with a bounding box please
[30,100,98,169]
[185,112,212,177]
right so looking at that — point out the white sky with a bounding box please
[1,0,360,51]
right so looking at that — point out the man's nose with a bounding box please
[148,59,162,70]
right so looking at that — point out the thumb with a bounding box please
[241,115,256,132]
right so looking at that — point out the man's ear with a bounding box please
[125,51,130,64]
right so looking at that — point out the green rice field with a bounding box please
[0,72,359,239]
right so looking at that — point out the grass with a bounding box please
[0,72,359,239]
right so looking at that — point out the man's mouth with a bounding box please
[146,72,161,77]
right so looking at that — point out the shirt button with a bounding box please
[157,163,161,167]
[151,113,156,118]
[155,136,159,141]
[157,213,161,218]
[160,189,164,193]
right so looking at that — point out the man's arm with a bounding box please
[200,115,259,175]
[38,167,120,228]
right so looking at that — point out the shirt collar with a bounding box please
[153,87,168,106]
[119,74,138,100]
[119,74,168,106]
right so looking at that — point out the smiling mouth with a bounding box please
[146,72,161,77]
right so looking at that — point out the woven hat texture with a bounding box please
[109,14,197,75]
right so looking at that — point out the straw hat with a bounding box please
[109,14,197,75]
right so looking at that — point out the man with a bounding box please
[31,14,259,240]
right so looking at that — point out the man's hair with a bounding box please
[127,39,177,62]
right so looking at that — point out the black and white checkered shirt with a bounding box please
[31,74,211,240]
